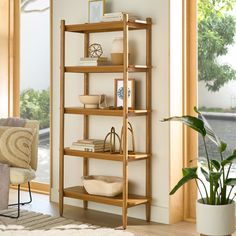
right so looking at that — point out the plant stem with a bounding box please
[198,178,209,203]
[227,186,234,204]
[203,137,213,204]
[203,137,211,170]
[195,179,205,204]
[226,163,232,180]
[230,194,236,204]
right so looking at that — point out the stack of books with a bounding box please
[79,57,109,66]
[70,139,110,152]
[102,12,137,22]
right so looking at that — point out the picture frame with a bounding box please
[88,0,105,23]
[114,79,135,110]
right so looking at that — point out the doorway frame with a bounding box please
[183,0,198,221]
[9,0,53,196]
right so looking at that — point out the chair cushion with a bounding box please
[0,126,35,169]
[10,167,36,185]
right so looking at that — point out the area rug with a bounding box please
[0,208,137,236]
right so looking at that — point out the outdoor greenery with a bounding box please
[198,0,236,92]
[20,88,50,130]
[163,107,236,205]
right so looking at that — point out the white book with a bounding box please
[102,17,123,22]
[72,142,110,148]
[77,139,106,144]
[80,57,108,62]
[104,12,124,17]
[70,146,110,152]
[78,61,110,66]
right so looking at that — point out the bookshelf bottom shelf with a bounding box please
[63,186,148,208]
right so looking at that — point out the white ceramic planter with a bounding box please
[196,199,235,236]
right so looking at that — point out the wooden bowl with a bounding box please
[79,95,100,108]
[82,175,123,197]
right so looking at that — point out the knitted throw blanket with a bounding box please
[0,118,26,127]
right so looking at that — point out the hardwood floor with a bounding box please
[6,189,218,235]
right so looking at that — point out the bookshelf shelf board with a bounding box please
[63,186,149,207]
[65,20,150,34]
[64,148,150,162]
[65,65,150,73]
[64,107,149,117]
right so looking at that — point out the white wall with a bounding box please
[52,0,171,223]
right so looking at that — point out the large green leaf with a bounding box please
[170,168,198,195]
[211,160,221,171]
[225,178,236,186]
[194,107,226,152]
[221,149,236,166]
[162,115,206,137]
[210,171,222,186]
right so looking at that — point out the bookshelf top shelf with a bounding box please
[64,19,151,34]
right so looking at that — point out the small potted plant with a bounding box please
[163,107,236,236]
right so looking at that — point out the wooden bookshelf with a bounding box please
[64,107,149,117]
[64,186,149,207]
[65,19,150,34]
[59,14,152,229]
[65,65,150,73]
[64,148,150,162]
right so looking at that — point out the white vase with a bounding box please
[111,37,124,65]
[111,37,123,53]
[196,199,235,236]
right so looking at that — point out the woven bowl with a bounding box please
[82,175,123,197]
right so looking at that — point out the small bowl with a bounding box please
[82,175,123,197]
[79,95,100,108]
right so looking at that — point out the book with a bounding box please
[102,12,137,22]
[78,61,110,66]
[72,142,110,148]
[80,57,108,62]
[102,17,123,22]
[70,145,110,152]
[77,139,106,144]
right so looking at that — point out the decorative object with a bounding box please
[88,43,103,58]
[0,209,135,235]
[71,139,110,152]
[0,164,10,211]
[82,175,123,197]
[79,95,107,109]
[114,79,135,109]
[0,126,34,169]
[120,122,135,154]
[111,37,123,65]
[88,0,105,23]
[163,107,236,236]
[103,127,121,154]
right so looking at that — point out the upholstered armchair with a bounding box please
[0,119,39,218]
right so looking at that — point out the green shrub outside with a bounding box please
[20,88,50,130]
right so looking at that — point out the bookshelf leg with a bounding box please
[59,195,64,216]
[83,201,88,210]
[122,207,128,229]
[146,201,151,222]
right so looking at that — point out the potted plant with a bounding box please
[163,107,236,236]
